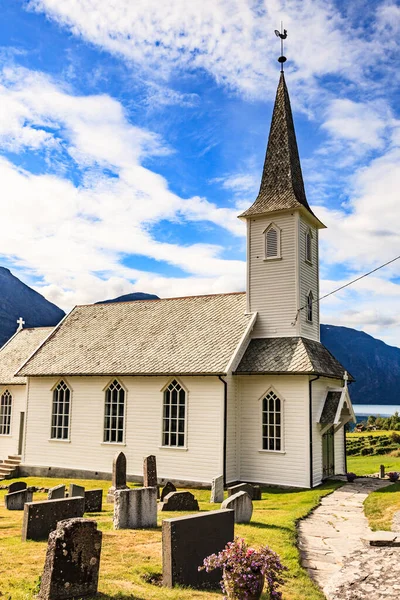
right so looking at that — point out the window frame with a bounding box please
[160,378,188,450]
[306,290,314,323]
[259,386,285,453]
[0,389,12,436]
[305,228,313,264]
[263,222,282,261]
[102,378,127,445]
[50,379,72,441]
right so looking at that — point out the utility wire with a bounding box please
[292,253,400,325]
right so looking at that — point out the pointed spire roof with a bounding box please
[240,73,320,223]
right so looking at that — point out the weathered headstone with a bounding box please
[107,451,129,503]
[221,491,253,523]
[162,509,234,589]
[210,475,224,503]
[48,485,65,500]
[85,489,103,513]
[143,455,159,498]
[9,481,27,494]
[159,491,199,512]
[38,518,102,600]
[22,497,85,541]
[227,482,261,500]
[161,481,176,502]
[114,487,157,529]
[380,465,385,479]
[5,489,33,510]
[69,483,85,498]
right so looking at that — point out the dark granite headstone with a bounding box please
[162,509,234,588]
[38,518,102,600]
[380,465,385,479]
[5,489,33,510]
[84,490,103,513]
[9,481,27,494]
[160,481,176,502]
[107,451,129,503]
[159,491,199,512]
[22,497,85,541]
[69,483,85,498]
[48,485,65,500]
[143,455,157,488]
[227,482,261,500]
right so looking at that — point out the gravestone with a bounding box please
[161,481,176,502]
[159,491,199,512]
[48,485,65,500]
[69,483,85,498]
[85,490,103,513]
[143,455,159,498]
[380,465,385,479]
[107,451,129,503]
[22,497,85,541]
[221,491,253,523]
[9,481,27,494]
[162,509,234,589]
[114,487,157,529]
[38,518,102,600]
[5,489,33,510]
[227,482,261,501]
[210,475,224,503]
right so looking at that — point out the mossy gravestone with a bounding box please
[107,451,129,502]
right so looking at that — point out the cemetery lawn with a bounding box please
[0,477,342,600]
[364,482,400,531]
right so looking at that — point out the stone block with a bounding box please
[159,491,199,512]
[227,482,261,500]
[114,487,157,529]
[9,481,27,493]
[84,489,103,513]
[161,481,176,502]
[69,483,85,498]
[22,497,85,541]
[162,509,234,589]
[48,485,65,500]
[362,531,400,547]
[210,475,224,503]
[221,491,253,523]
[38,518,102,600]
[5,489,33,510]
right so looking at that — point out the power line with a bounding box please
[292,253,400,325]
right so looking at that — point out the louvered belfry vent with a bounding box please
[266,227,278,258]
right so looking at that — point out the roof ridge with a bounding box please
[78,291,246,308]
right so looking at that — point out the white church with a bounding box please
[0,72,355,489]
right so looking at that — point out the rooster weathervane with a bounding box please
[274,24,287,72]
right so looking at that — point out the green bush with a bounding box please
[391,432,400,444]
[361,447,374,456]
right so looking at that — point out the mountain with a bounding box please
[0,267,65,347]
[96,292,159,304]
[321,324,400,405]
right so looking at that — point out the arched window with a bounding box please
[306,291,314,322]
[104,379,125,443]
[163,379,186,447]
[51,380,71,440]
[305,229,313,263]
[264,224,281,259]
[262,389,282,451]
[0,390,12,435]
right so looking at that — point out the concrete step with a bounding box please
[0,466,15,474]
[4,459,20,466]
[8,455,21,461]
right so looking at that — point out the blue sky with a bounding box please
[0,1,400,345]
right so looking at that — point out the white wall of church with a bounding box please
[23,375,224,485]
[298,216,320,341]
[0,384,26,458]
[248,213,298,338]
[334,426,346,475]
[236,374,310,488]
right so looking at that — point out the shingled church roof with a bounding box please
[0,327,53,385]
[240,73,322,225]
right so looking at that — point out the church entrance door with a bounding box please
[322,426,335,478]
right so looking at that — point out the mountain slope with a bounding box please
[0,267,65,347]
[96,292,159,304]
[321,324,400,405]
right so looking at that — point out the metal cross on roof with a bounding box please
[274,23,288,72]
[16,317,25,331]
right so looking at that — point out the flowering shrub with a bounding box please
[388,471,399,482]
[199,537,287,599]
[346,472,357,482]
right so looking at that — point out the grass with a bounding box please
[364,482,400,531]
[348,430,398,438]
[347,453,400,475]
[0,477,343,600]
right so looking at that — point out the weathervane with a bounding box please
[274,23,287,72]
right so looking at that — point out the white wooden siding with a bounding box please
[237,375,310,488]
[225,373,238,483]
[0,384,26,458]
[248,213,299,338]
[298,217,320,341]
[334,426,346,475]
[24,376,224,485]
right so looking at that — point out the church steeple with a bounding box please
[240,72,319,223]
